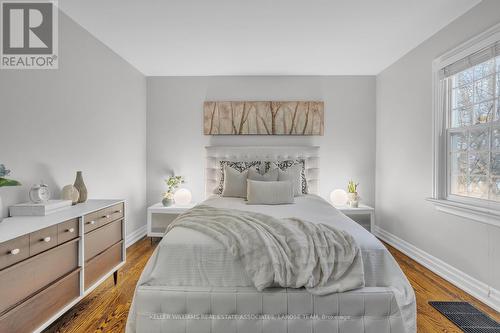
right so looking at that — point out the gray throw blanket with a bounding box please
[167,205,364,294]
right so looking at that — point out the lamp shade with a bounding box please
[330,189,348,206]
[174,188,192,206]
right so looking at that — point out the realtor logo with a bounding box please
[1,0,58,69]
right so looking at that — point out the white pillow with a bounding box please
[273,159,307,194]
[246,180,294,205]
[277,164,303,196]
[216,160,263,194]
[222,166,248,198]
[248,167,279,181]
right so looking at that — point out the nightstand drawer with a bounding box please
[0,235,29,270]
[84,203,124,233]
[84,241,122,290]
[58,218,79,244]
[0,239,78,314]
[84,219,122,261]
[29,225,58,256]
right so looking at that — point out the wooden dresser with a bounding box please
[0,199,125,333]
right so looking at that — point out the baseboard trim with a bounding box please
[125,225,147,248]
[373,225,500,312]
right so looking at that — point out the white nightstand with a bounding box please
[147,203,196,240]
[334,204,375,232]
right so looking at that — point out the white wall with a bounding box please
[147,76,376,207]
[0,12,147,236]
[376,0,500,303]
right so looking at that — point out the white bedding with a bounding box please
[163,204,364,294]
[146,195,397,287]
[130,195,416,333]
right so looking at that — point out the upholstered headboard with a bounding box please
[205,146,320,198]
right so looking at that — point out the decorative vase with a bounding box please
[347,192,359,208]
[162,197,174,207]
[73,171,87,203]
[62,184,80,205]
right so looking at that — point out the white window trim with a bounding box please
[430,22,500,226]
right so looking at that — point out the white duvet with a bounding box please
[162,204,364,294]
[133,195,416,333]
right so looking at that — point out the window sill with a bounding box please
[427,198,500,228]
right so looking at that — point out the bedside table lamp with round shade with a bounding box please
[174,188,192,206]
[330,189,348,206]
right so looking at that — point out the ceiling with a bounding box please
[59,0,481,76]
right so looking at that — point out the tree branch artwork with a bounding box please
[203,101,324,135]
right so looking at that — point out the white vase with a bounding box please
[347,192,359,208]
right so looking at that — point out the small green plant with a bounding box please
[347,180,358,193]
[0,164,21,187]
[164,175,185,199]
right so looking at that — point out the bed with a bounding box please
[126,146,416,333]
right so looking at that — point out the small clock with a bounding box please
[29,183,51,203]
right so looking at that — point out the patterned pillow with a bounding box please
[217,160,264,195]
[272,159,307,194]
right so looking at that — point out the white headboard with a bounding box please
[205,146,320,198]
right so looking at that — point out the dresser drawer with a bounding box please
[0,235,29,270]
[84,219,122,261]
[0,239,79,314]
[0,268,80,333]
[105,202,124,222]
[30,225,58,256]
[84,202,124,233]
[58,218,79,244]
[84,241,122,290]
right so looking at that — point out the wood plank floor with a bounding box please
[44,237,500,333]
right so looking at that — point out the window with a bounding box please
[431,25,500,223]
[447,56,500,203]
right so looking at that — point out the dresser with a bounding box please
[0,199,125,333]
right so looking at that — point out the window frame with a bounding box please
[430,23,500,226]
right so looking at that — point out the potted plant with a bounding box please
[347,180,360,208]
[0,164,21,222]
[162,175,185,207]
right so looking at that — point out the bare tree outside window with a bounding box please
[447,56,500,202]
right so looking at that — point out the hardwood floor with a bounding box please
[44,237,500,333]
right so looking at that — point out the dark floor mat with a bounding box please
[429,301,500,333]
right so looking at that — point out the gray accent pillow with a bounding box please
[277,164,303,196]
[246,180,294,205]
[222,166,248,198]
[248,167,279,181]
[217,160,262,195]
[273,159,307,194]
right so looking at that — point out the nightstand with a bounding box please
[147,203,196,240]
[334,204,375,232]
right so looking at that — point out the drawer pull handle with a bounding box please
[103,215,110,219]
[43,236,51,242]
[10,248,20,255]
[67,228,75,233]
[88,221,96,225]
[115,210,122,214]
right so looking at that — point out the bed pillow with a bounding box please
[248,167,279,181]
[277,164,302,196]
[217,160,262,195]
[273,159,307,194]
[222,165,248,198]
[246,180,294,205]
